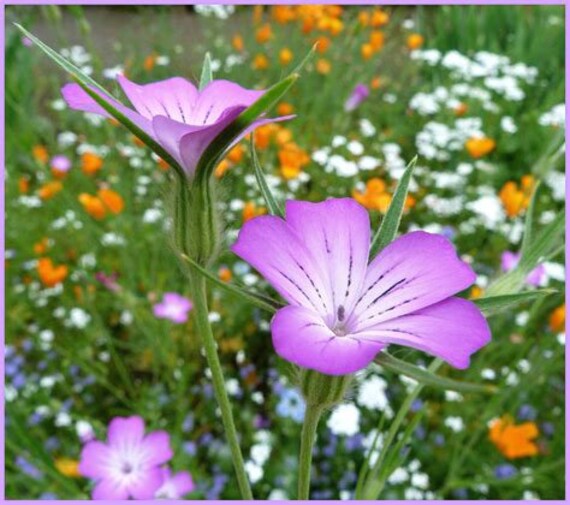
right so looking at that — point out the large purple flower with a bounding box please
[232,198,491,376]
[62,75,290,176]
[78,416,173,500]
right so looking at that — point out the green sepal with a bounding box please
[250,137,284,217]
[374,353,496,395]
[474,289,557,316]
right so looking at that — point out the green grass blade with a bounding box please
[369,156,418,258]
[250,137,284,217]
[199,52,213,90]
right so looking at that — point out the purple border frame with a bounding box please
[1,1,567,503]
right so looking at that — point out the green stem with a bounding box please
[189,272,253,499]
[298,404,324,499]
[359,359,443,499]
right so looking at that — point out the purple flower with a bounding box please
[154,467,195,499]
[344,83,369,112]
[50,154,71,173]
[95,271,121,292]
[62,76,290,177]
[494,463,517,480]
[78,416,173,499]
[232,198,491,376]
[153,292,193,323]
[501,251,545,287]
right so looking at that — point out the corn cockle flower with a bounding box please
[78,416,174,499]
[344,83,369,112]
[62,76,290,177]
[153,292,193,323]
[501,251,545,287]
[232,198,491,376]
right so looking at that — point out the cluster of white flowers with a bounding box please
[416,118,485,161]
[194,5,235,19]
[538,103,565,129]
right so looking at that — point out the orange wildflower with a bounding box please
[358,11,370,27]
[215,159,232,179]
[549,304,565,333]
[489,416,539,459]
[243,202,266,222]
[316,58,331,74]
[279,48,294,66]
[253,124,277,150]
[278,142,310,179]
[370,9,390,27]
[499,176,534,218]
[272,5,296,24]
[97,188,125,214]
[232,34,244,52]
[454,102,469,116]
[274,127,293,147]
[38,257,68,287]
[277,102,294,116]
[143,53,157,72]
[79,193,107,220]
[252,54,269,70]
[253,5,264,24]
[227,144,245,164]
[33,145,49,164]
[465,137,496,158]
[407,33,424,50]
[18,176,30,194]
[55,458,81,478]
[470,285,484,299]
[361,43,374,61]
[371,76,382,90]
[38,181,63,200]
[132,135,146,147]
[81,152,104,175]
[34,237,50,255]
[370,31,385,51]
[352,179,391,212]
[315,35,331,54]
[157,157,170,171]
[255,24,273,44]
[218,266,233,283]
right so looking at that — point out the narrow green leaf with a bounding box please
[520,181,541,258]
[487,211,564,296]
[518,211,564,272]
[195,73,299,184]
[199,52,213,90]
[14,23,107,95]
[374,353,496,394]
[369,156,418,258]
[180,254,282,313]
[474,289,556,316]
[14,24,185,176]
[250,137,284,217]
[291,41,318,75]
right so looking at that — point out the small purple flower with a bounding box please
[62,76,291,177]
[153,292,193,324]
[501,251,545,287]
[232,198,491,376]
[494,463,517,480]
[344,83,370,112]
[50,154,71,173]
[78,416,173,500]
[95,271,121,292]
[154,467,195,499]
[16,455,43,479]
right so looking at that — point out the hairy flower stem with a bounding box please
[298,403,324,499]
[189,272,253,499]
